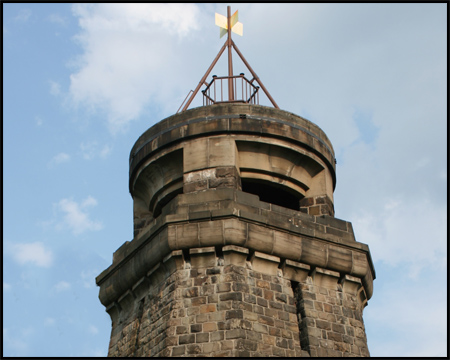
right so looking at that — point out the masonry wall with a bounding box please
[105,245,370,357]
[294,276,370,357]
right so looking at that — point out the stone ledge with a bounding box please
[103,200,364,290]
[223,245,249,267]
[190,247,217,268]
[97,215,374,308]
[251,252,280,276]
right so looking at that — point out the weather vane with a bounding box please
[178,6,278,112]
[215,8,243,38]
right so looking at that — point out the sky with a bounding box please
[2,3,447,357]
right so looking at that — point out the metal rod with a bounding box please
[227,6,234,101]
[177,90,194,113]
[231,40,279,109]
[182,40,227,112]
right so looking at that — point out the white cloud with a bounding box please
[49,80,61,96]
[99,144,112,159]
[88,324,99,335]
[48,152,70,167]
[69,3,203,133]
[81,195,98,207]
[352,200,447,278]
[3,327,31,355]
[3,282,12,291]
[7,242,53,268]
[54,281,71,292]
[48,13,67,26]
[35,116,43,126]
[80,269,99,288]
[80,141,111,160]
[365,272,447,357]
[14,9,31,23]
[44,317,56,327]
[56,196,103,235]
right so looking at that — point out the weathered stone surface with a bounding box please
[98,104,375,357]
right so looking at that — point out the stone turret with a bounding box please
[96,103,375,357]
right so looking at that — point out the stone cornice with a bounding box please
[96,190,375,308]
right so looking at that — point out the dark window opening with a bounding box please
[241,179,301,211]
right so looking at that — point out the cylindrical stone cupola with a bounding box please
[130,104,337,239]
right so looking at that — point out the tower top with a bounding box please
[178,6,279,113]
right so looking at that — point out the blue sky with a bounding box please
[3,3,447,357]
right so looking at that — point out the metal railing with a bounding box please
[202,73,260,106]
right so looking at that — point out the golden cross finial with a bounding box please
[215,9,243,38]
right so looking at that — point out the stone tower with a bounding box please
[96,7,375,357]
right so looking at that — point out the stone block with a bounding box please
[199,304,217,313]
[257,297,268,308]
[313,268,340,289]
[198,221,224,246]
[202,322,218,332]
[235,338,258,352]
[226,329,246,339]
[316,319,332,330]
[179,334,195,344]
[196,332,209,343]
[220,292,243,302]
[186,343,202,355]
[223,218,247,246]
[175,223,199,248]
[117,289,136,313]
[171,345,185,356]
[196,313,208,323]
[282,259,310,283]
[210,330,224,342]
[247,224,274,254]
[251,251,280,276]
[217,282,231,293]
[176,325,188,334]
[222,245,249,266]
[208,137,237,167]
[253,323,268,334]
[225,309,244,319]
[272,346,285,356]
[233,282,250,293]
[190,247,216,268]
[162,250,185,275]
[258,315,275,327]
[326,226,354,242]
[271,282,283,292]
[316,215,348,231]
[183,138,208,172]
